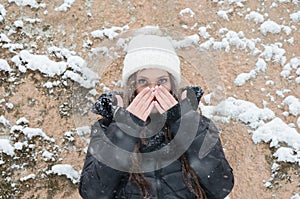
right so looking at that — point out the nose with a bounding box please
[148,82,156,88]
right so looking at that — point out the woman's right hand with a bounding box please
[116,87,155,121]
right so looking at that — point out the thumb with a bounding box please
[115,95,124,107]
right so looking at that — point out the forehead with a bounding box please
[136,68,169,78]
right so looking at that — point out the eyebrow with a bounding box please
[136,75,169,79]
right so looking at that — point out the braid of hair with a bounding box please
[165,127,207,199]
[180,155,207,199]
[129,128,152,198]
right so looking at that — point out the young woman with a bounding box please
[79,34,234,199]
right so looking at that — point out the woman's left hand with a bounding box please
[153,85,183,114]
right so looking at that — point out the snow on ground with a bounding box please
[54,0,76,12]
[8,0,46,9]
[0,4,6,23]
[46,164,80,184]
[0,139,15,156]
[91,25,129,40]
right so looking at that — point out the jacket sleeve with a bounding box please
[79,109,142,199]
[168,100,234,199]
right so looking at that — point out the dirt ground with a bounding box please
[0,0,299,199]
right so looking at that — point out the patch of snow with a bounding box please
[16,117,29,125]
[217,10,230,21]
[20,173,36,182]
[260,44,286,66]
[64,131,75,142]
[234,58,267,86]
[42,150,54,161]
[201,29,260,54]
[259,21,282,36]
[290,11,300,22]
[271,162,279,172]
[291,194,300,199]
[8,0,46,9]
[43,81,60,89]
[273,147,300,165]
[282,96,300,116]
[48,46,76,59]
[11,126,55,142]
[12,50,67,77]
[0,59,12,72]
[252,117,300,150]
[0,33,11,43]
[54,0,75,12]
[173,34,200,49]
[199,38,214,50]
[198,27,211,39]
[91,25,129,40]
[13,20,23,28]
[0,4,6,23]
[179,8,195,17]
[281,64,291,78]
[287,37,294,44]
[89,89,99,96]
[264,181,273,189]
[67,56,85,72]
[14,142,26,150]
[290,57,300,69]
[47,164,80,184]
[2,43,23,53]
[62,62,99,89]
[297,117,300,128]
[0,115,10,127]
[234,71,256,86]
[23,17,42,23]
[281,25,292,36]
[203,93,212,105]
[6,103,13,109]
[245,11,264,24]
[202,97,275,129]
[0,139,15,156]
[276,89,291,98]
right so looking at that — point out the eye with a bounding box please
[137,79,148,85]
[157,78,168,85]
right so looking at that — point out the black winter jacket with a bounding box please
[79,87,234,199]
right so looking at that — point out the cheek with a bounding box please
[136,87,143,94]
[164,82,172,91]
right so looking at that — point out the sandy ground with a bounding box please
[0,0,299,198]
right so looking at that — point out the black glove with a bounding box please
[91,91,122,119]
[180,86,204,110]
[166,86,204,125]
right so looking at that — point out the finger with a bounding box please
[128,87,151,109]
[115,95,124,107]
[154,90,169,111]
[158,86,177,104]
[126,88,153,119]
[136,90,154,111]
[181,90,187,100]
[132,87,152,107]
[154,101,165,114]
[155,86,177,110]
[142,101,155,121]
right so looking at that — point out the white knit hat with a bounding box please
[122,35,181,85]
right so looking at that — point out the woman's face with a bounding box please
[135,68,171,94]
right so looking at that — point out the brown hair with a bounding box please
[124,70,207,199]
